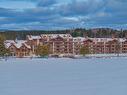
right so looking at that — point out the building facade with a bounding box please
[5,40,32,57]
[5,34,127,57]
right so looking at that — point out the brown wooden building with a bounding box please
[4,34,127,57]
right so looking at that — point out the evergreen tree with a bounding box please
[36,45,49,57]
[80,46,90,56]
[0,35,5,43]
[0,35,10,57]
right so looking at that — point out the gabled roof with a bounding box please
[5,40,31,49]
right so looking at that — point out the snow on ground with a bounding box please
[0,58,127,95]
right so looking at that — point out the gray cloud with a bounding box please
[37,0,56,7]
[0,0,127,30]
[56,0,105,16]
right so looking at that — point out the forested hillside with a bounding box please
[0,28,127,40]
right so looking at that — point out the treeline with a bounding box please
[0,30,70,40]
[0,35,10,57]
[71,28,127,38]
[0,28,127,40]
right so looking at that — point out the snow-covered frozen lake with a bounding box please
[0,58,127,95]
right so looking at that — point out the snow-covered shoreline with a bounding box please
[0,57,127,95]
[1,53,127,61]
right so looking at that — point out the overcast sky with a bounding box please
[0,0,127,30]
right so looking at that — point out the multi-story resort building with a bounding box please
[4,34,127,57]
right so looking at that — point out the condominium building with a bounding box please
[5,40,31,57]
[4,34,127,57]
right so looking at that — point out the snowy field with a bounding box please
[0,58,127,95]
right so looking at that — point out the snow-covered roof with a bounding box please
[85,38,127,43]
[119,38,127,42]
[41,34,72,39]
[4,40,15,48]
[27,35,41,40]
[14,41,25,48]
[73,37,85,42]
[4,43,11,48]
[89,38,113,42]
[27,34,72,41]
[5,40,31,49]
[5,40,15,43]
[14,40,31,49]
